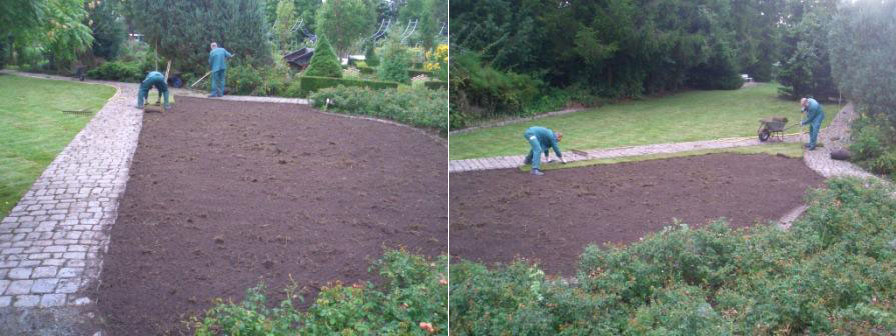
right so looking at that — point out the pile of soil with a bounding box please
[450,153,824,276]
[96,97,447,335]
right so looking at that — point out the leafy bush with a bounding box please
[850,114,896,176]
[226,64,264,95]
[288,76,398,97]
[423,81,447,90]
[377,37,411,84]
[304,34,342,78]
[449,51,540,124]
[452,177,896,335]
[310,86,448,134]
[357,65,376,75]
[86,61,142,82]
[364,44,380,67]
[194,250,448,335]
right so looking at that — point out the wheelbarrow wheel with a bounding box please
[758,128,771,142]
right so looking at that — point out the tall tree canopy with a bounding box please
[86,0,126,60]
[315,0,376,57]
[0,0,94,69]
[124,0,271,74]
[829,0,896,123]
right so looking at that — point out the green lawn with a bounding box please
[0,74,116,217]
[450,83,836,160]
[521,142,805,172]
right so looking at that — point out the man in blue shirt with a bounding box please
[136,71,169,110]
[523,126,566,176]
[208,42,234,97]
[800,97,825,150]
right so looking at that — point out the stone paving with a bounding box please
[449,135,802,173]
[0,71,142,335]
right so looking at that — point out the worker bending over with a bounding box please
[800,97,824,150]
[523,126,565,176]
[136,71,169,110]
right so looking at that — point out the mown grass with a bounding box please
[450,83,836,160]
[0,74,116,217]
[521,142,805,172]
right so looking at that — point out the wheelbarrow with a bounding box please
[758,117,794,142]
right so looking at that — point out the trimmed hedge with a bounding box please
[424,80,447,90]
[288,76,398,97]
[357,65,376,75]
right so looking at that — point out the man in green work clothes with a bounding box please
[208,42,234,97]
[136,71,169,110]
[800,97,824,150]
[523,126,566,176]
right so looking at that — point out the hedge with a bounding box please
[289,76,398,97]
[357,65,376,75]
[424,80,447,90]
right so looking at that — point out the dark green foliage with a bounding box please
[448,51,540,124]
[423,80,446,90]
[850,115,896,177]
[777,5,840,101]
[226,64,264,95]
[452,177,896,334]
[288,76,398,97]
[0,38,6,70]
[377,36,411,84]
[310,86,448,134]
[829,0,896,125]
[450,0,754,123]
[356,65,375,75]
[86,0,126,60]
[86,61,142,82]
[304,35,342,78]
[194,250,448,335]
[364,44,380,67]
[123,0,272,74]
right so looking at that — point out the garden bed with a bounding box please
[449,153,824,275]
[95,97,447,335]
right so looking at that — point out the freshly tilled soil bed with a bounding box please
[450,153,823,276]
[96,97,447,335]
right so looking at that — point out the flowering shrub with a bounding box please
[195,250,448,335]
[451,177,896,335]
[424,44,449,81]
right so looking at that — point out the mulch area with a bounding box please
[450,153,824,276]
[96,96,447,335]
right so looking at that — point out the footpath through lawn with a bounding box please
[0,74,116,217]
[449,83,836,160]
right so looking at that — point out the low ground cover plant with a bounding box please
[451,177,896,335]
[310,86,448,135]
[851,112,896,178]
[194,250,448,335]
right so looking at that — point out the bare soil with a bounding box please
[96,96,447,335]
[449,153,823,276]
